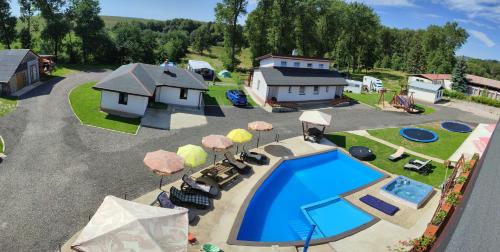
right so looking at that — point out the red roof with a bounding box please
[418,74,452,80]
[466,74,500,90]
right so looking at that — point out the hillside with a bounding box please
[101,15,161,28]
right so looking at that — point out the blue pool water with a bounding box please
[381,176,433,208]
[236,150,385,242]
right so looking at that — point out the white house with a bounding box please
[408,74,453,90]
[93,63,208,117]
[250,54,347,104]
[187,60,214,80]
[408,81,444,103]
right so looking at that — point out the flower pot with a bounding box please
[441,203,454,214]
[453,183,464,194]
[469,159,477,170]
[424,224,440,237]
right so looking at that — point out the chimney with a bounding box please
[163,60,169,73]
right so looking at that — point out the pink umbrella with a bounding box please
[144,150,184,189]
[202,135,233,164]
[248,121,273,147]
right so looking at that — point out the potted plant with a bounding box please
[425,210,448,237]
[446,192,460,206]
[410,235,435,252]
[453,176,467,193]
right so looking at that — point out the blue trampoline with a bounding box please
[441,121,473,133]
[400,128,438,143]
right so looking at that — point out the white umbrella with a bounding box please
[299,110,332,126]
[72,196,188,252]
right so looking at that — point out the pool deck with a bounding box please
[62,136,439,252]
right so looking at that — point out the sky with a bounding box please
[8,0,500,60]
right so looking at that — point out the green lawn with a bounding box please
[348,68,407,90]
[69,82,141,134]
[181,46,251,85]
[327,132,449,188]
[203,85,257,107]
[367,123,471,160]
[0,135,4,153]
[344,92,435,115]
[52,64,119,77]
[0,97,17,117]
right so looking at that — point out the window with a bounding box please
[257,80,260,90]
[313,86,319,95]
[280,61,287,67]
[326,86,329,92]
[118,92,128,105]
[294,62,300,67]
[319,64,324,69]
[179,88,188,100]
[288,86,292,93]
[307,63,313,68]
[299,86,305,95]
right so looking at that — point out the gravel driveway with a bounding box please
[0,71,495,251]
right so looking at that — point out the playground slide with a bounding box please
[397,95,410,109]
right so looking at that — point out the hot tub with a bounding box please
[380,176,433,209]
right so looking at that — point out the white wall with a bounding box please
[251,71,268,101]
[443,80,452,90]
[409,88,442,103]
[259,58,329,69]
[100,91,148,116]
[274,86,337,102]
[156,86,203,107]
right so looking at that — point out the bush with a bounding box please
[470,96,500,108]
[456,176,466,184]
[411,236,436,252]
[446,192,460,206]
[444,89,466,99]
[431,210,448,225]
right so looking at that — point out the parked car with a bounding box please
[226,90,248,106]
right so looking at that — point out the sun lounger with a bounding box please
[181,174,220,198]
[157,191,197,222]
[200,162,240,188]
[388,147,405,161]
[240,151,269,165]
[360,194,399,216]
[409,158,431,166]
[224,152,252,174]
[305,127,323,143]
[404,159,431,174]
[169,187,210,210]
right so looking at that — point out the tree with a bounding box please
[268,0,296,55]
[19,0,37,49]
[215,0,248,70]
[245,0,273,65]
[406,38,425,74]
[113,22,157,63]
[36,0,71,59]
[452,57,468,93]
[294,0,317,56]
[0,0,17,49]
[190,24,213,54]
[69,0,105,63]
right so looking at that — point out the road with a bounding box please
[0,71,495,251]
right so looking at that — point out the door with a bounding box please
[16,72,27,90]
[30,64,38,83]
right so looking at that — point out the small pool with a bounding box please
[230,150,385,245]
[380,176,433,209]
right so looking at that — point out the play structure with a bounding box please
[400,128,439,143]
[441,121,473,133]
[377,88,423,114]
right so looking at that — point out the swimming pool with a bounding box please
[230,150,386,245]
[380,176,433,209]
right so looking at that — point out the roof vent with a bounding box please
[163,60,170,73]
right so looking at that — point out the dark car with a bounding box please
[225,89,248,106]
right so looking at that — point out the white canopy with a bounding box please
[72,195,188,252]
[299,110,332,126]
[188,60,214,70]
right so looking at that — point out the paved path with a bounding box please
[0,71,495,251]
[349,130,445,163]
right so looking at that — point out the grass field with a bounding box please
[348,68,407,90]
[344,92,435,115]
[0,97,17,117]
[0,135,4,153]
[69,82,141,134]
[181,46,252,85]
[203,85,257,107]
[327,132,449,188]
[367,123,471,160]
[51,64,119,77]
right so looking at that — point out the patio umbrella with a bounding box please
[202,135,233,164]
[248,121,273,148]
[177,144,208,170]
[227,129,253,153]
[144,150,184,189]
[72,195,188,252]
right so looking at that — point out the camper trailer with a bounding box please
[345,79,363,93]
[363,76,384,92]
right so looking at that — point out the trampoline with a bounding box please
[400,128,439,143]
[349,146,374,160]
[441,121,473,133]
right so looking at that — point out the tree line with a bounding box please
[1,0,497,80]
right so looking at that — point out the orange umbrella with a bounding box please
[144,150,184,189]
[202,135,233,164]
[248,121,273,147]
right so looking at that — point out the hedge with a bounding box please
[444,90,500,108]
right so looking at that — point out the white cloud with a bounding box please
[455,18,494,29]
[353,0,417,7]
[468,29,496,47]
[438,0,500,24]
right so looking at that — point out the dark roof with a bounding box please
[255,54,330,62]
[257,67,347,86]
[0,49,34,83]
[93,63,208,96]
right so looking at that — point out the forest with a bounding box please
[0,0,498,80]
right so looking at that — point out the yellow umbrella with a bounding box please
[177,144,207,168]
[227,129,253,153]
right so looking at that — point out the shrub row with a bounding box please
[444,90,500,108]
